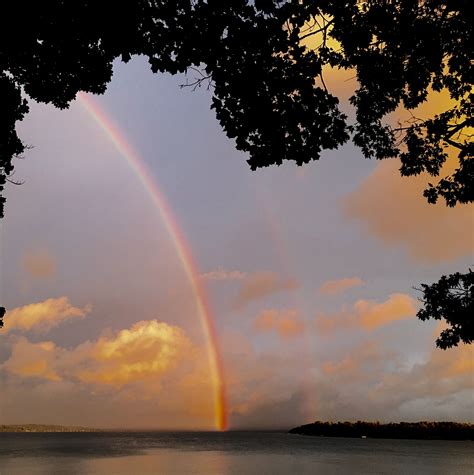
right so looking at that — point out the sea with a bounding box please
[0,431,473,474]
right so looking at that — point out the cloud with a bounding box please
[234,271,298,308]
[200,268,247,281]
[254,308,304,338]
[319,277,364,295]
[305,36,473,263]
[315,293,418,334]
[355,294,418,330]
[230,335,474,427]
[230,342,387,429]
[321,341,396,381]
[76,320,191,386]
[231,390,309,429]
[3,317,473,429]
[3,320,193,389]
[22,250,57,278]
[316,339,474,421]
[4,297,91,334]
[3,337,63,381]
[1,319,219,429]
[343,157,473,262]
[222,332,312,427]
[366,343,474,415]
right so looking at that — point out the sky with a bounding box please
[1,57,473,430]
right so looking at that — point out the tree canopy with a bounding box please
[417,269,473,349]
[1,1,472,344]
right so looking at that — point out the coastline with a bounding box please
[0,424,102,433]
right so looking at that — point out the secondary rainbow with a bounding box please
[78,92,228,431]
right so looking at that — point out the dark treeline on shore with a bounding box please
[0,425,101,433]
[289,421,474,440]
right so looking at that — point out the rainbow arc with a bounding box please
[78,92,228,431]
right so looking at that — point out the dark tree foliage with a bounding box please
[289,420,474,440]
[416,270,473,349]
[0,1,472,342]
[2,1,472,215]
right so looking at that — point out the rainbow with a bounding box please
[77,92,228,431]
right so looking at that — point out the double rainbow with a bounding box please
[78,93,228,431]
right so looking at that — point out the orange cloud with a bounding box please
[1,320,219,429]
[344,157,473,262]
[77,320,191,386]
[200,268,247,281]
[3,337,63,381]
[306,34,471,264]
[235,272,298,308]
[322,355,358,377]
[4,297,90,334]
[304,28,471,264]
[322,341,395,381]
[319,277,364,295]
[3,320,193,390]
[356,294,418,330]
[22,250,57,278]
[343,87,473,263]
[315,293,418,334]
[254,309,304,338]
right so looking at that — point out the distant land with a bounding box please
[0,424,102,433]
[289,421,474,440]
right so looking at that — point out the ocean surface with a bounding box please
[0,431,473,474]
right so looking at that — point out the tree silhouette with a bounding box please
[417,270,473,349]
[1,1,472,344]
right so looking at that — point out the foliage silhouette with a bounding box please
[0,1,472,343]
[417,269,473,349]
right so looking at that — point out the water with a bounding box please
[0,431,473,474]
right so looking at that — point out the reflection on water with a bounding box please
[0,431,473,475]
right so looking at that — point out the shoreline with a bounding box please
[0,425,102,433]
